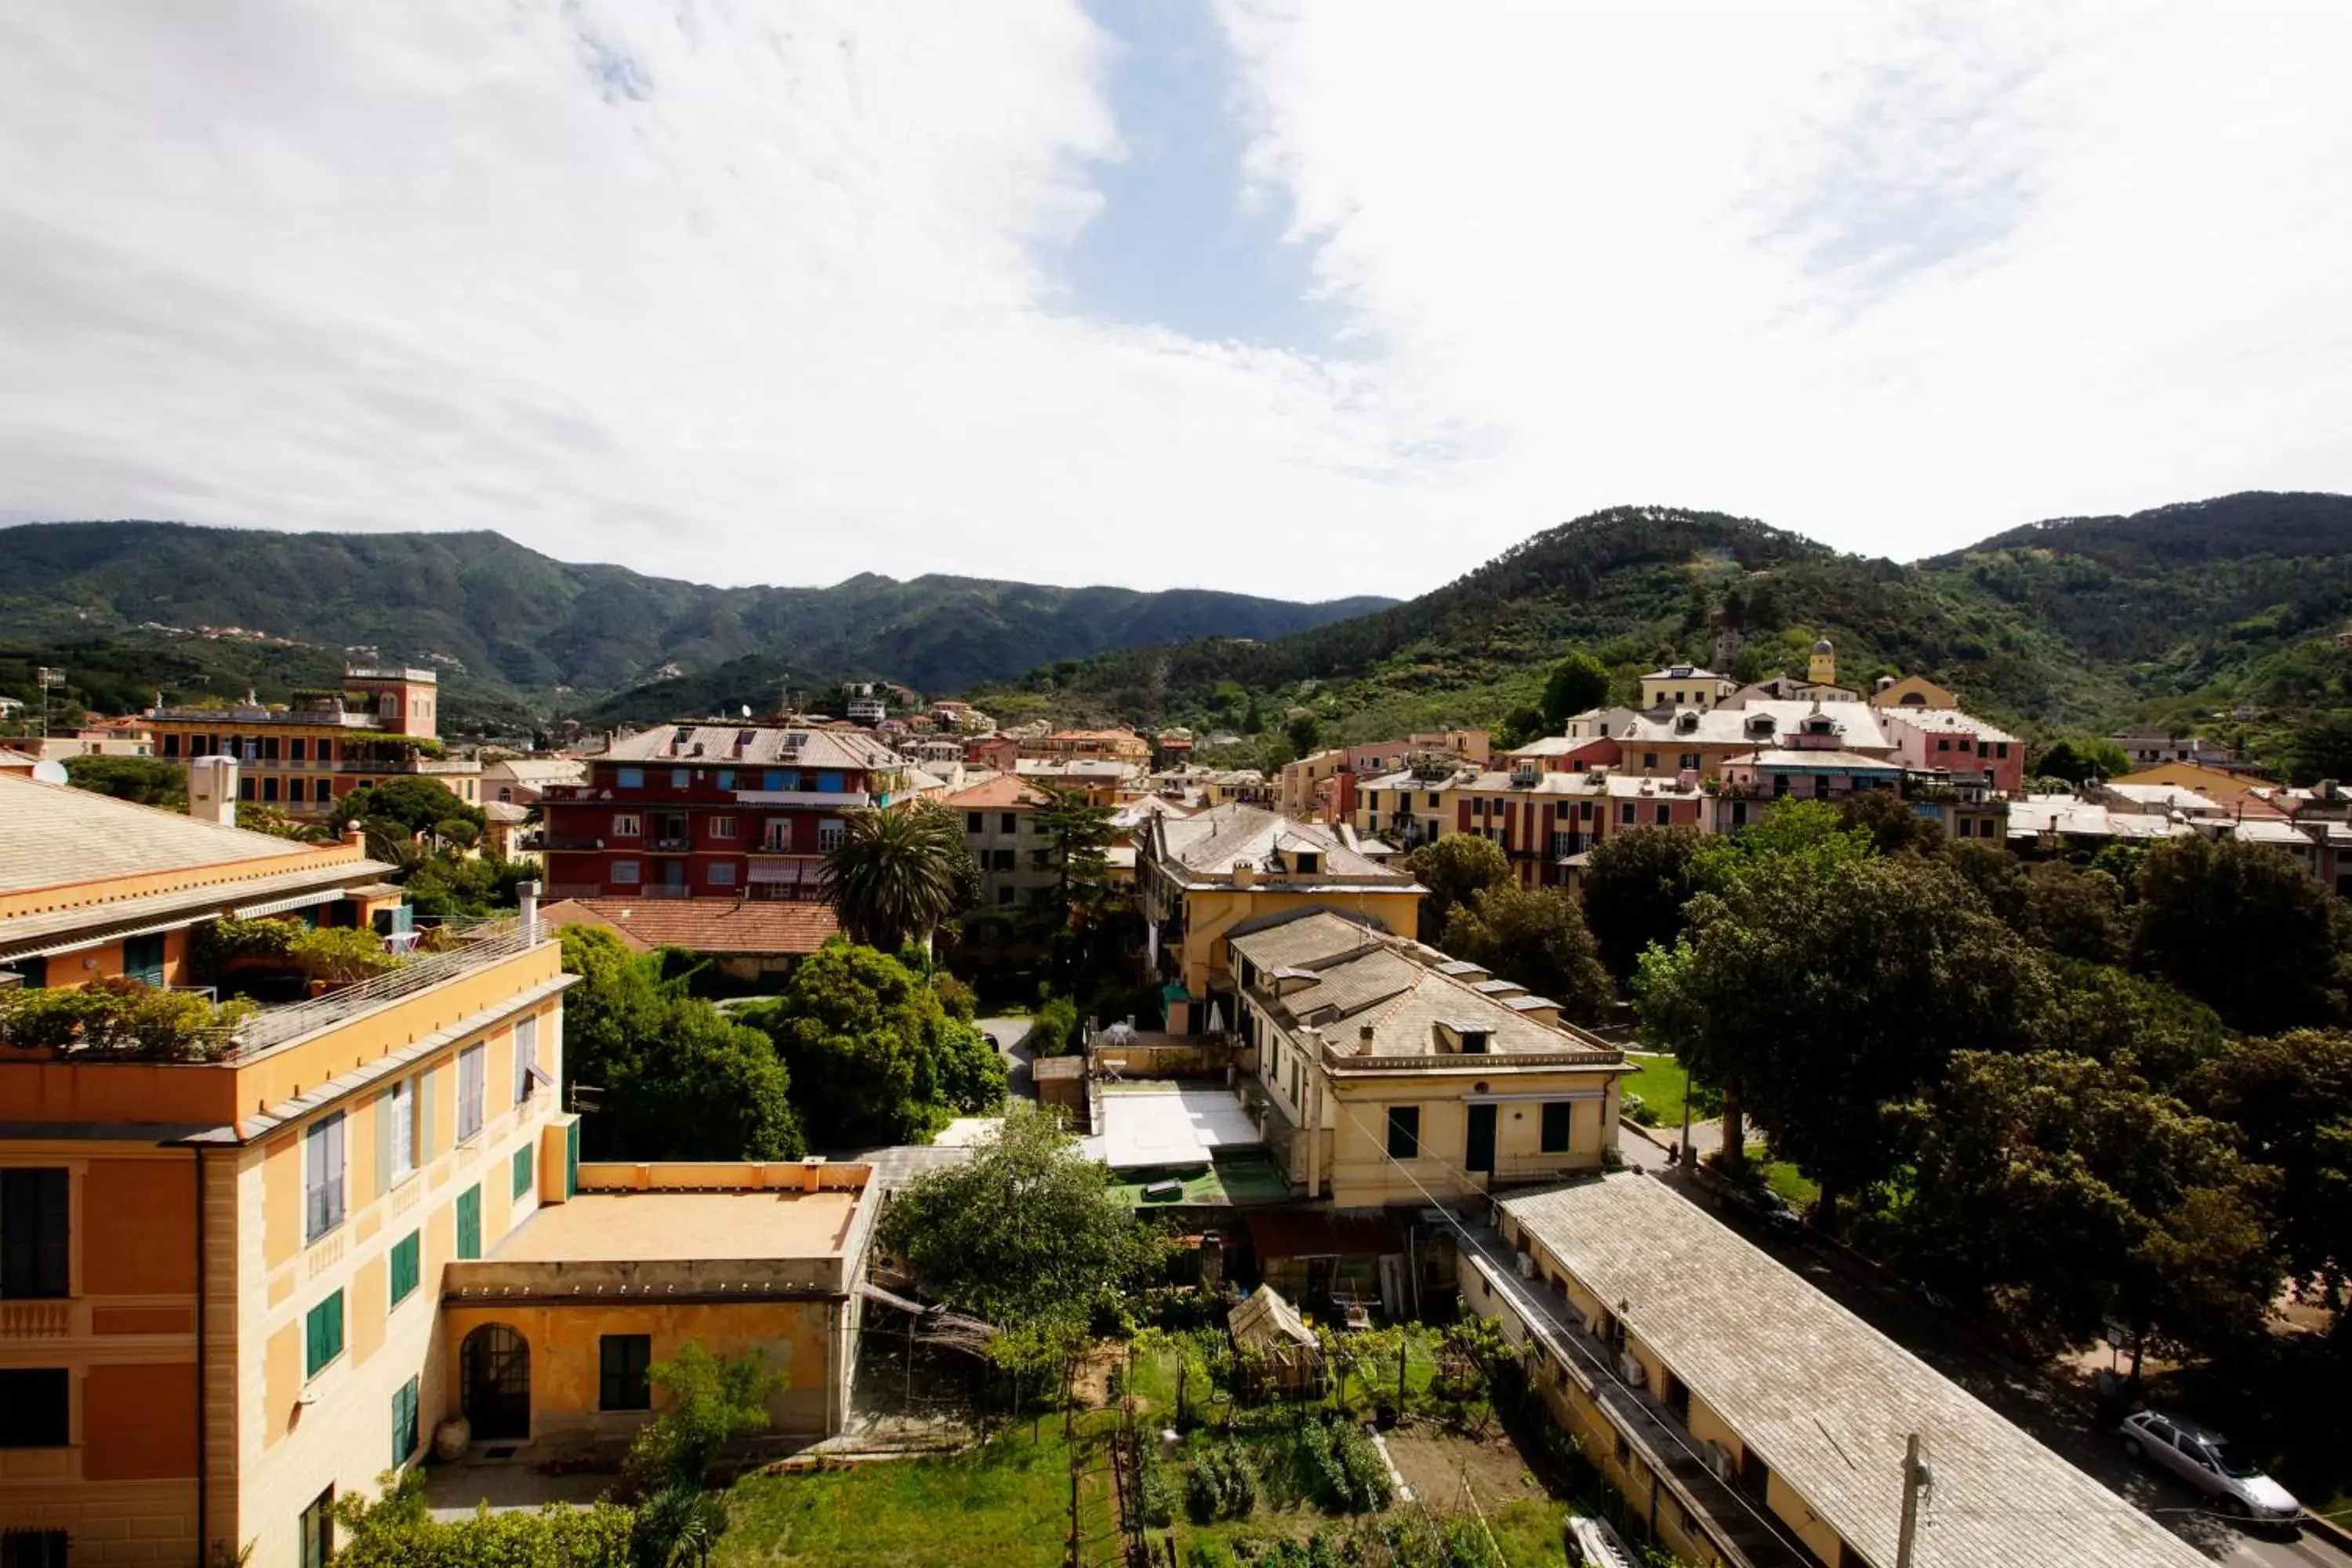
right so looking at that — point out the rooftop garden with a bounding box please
[0,916,414,1063]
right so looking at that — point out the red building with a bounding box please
[541,724,909,902]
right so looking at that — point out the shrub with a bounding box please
[1183,1443,1259,1523]
[1029,995,1081,1056]
[1298,1414,1392,1514]
[0,979,256,1062]
[932,972,978,1020]
[1621,1091,1659,1127]
[335,1468,637,1567]
[1138,1442,1180,1529]
[1189,1544,1236,1568]
[288,926,403,986]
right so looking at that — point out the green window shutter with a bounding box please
[565,1119,579,1199]
[389,1232,420,1308]
[512,1144,534,1201]
[456,1186,481,1261]
[373,1090,394,1198]
[304,1290,344,1378]
[417,1068,437,1162]
[392,1376,419,1468]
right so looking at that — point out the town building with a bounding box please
[2107,731,2236,769]
[478,758,586,808]
[537,898,840,984]
[1637,666,1735,712]
[1462,1174,2209,1568]
[1022,728,1152,764]
[1276,748,1351,819]
[1876,710,2026,797]
[143,670,479,818]
[842,684,887,724]
[1134,804,1424,1031]
[1014,757,1145,805]
[1868,674,1958,710]
[944,774,1059,910]
[1228,911,1627,1206]
[538,724,908,904]
[0,774,887,1568]
[1352,764,1706,883]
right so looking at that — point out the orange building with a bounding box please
[143,668,480,818]
[0,775,881,1568]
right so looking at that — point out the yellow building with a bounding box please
[1637,666,1735,712]
[144,668,480,818]
[1461,1175,2209,1568]
[1228,912,1625,1207]
[0,775,877,1568]
[1867,673,1958,710]
[1135,804,1423,1032]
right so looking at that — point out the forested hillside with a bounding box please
[0,521,1389,728]
[973,493,2352,752]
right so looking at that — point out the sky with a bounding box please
[2,0,2349,599]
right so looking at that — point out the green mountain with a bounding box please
[971,493,2352,750]
[0,521,1392,729]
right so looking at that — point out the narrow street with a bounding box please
[1612,1133,2352,1568]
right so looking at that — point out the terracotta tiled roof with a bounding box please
[539,897,840,956]
[942,775,1053,809]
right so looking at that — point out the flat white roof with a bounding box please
[1098,1083,1261,1171]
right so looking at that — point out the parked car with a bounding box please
[2117,1410,2301,1524]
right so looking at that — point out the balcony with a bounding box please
[541,834,606,851]
[649,835,693,852]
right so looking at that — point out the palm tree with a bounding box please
[822,804,969,958]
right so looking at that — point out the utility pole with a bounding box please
[35,666,62,739]
[1895,1432,1928,1568]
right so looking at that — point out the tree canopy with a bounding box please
[2130,834,2351,1033]
[738,941,1004,1148]
[822,802,971,954]
[1441,884,1615,1025]
[1577,825,1705,981]
[64,753,186,808]
[1402,833,1510,944]
[329,776,485,836]
[873,1104,1152,1330]
[1539,651,1611,728]
[2184,1030,2352,1317]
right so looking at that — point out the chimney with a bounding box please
[187,755,238,826]
[517,880,543,943]
[1358,1023,1377,1054]
[343,822,367,850]
[1232,861,1257,889]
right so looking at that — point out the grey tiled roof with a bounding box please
[601,724,903,770]
[1501,1177,2209,1568]
[0,773,308,895]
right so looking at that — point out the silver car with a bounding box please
[2118,1410,2301,1524]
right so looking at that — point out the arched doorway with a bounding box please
[460,1324,531,1442]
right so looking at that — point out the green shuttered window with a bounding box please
[512,1143,534,1201]
[389,1231,420,1309]
[391,1377,419,1468]
[456,1185,481,1261]
[304,1290,345,1379]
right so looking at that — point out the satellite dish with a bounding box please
[31,760,69,786]
[741,705,752,718]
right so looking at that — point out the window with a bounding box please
[1385,1106,1421,1160]
[1,1169,70,1298]
[670,768,690,789]
[1996,742,2010,758]
[818,771,844,793]
[710,815,737,840]
[162,732,181,757]
[1618,803,1635,824]
[612,860,641,885]
[263,736,281,761]
[1541,1102,1573,1152]
[391,1377,419,1468]
[1425,792,1439,808]
[261,776,279,803]
[1641,753,1658,770]
[513,1143,534,1201]
[298,1487,334,1568]
[600,1334,653,1410]
[2,1529,68,1568]
[993,849,1017,871]
[1654,805,1670,826]
[612,812,643,837]
[0,1369,68,1447]
[996,886,1016,905]
[288,778,307,804]
[304,1112,346,1243]
[1936,737,1951,753]
[456,1185,482,1260]
[386,1078,416,1184]
[457,1044,485,1142]
[304,1290,345,1378]
[1679,753,1700,771]
[1000,812,1018,834]
[513,1016,539,1104]
[818,819,846,853]
[1363,792,1378,813]
[708,862,738,887]
[616,768,644,789]
[389,1230,420,1308]
[966,812,983,833]
[238,777,256,800]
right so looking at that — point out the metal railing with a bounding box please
[227,919,540,1057]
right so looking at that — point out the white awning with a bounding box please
[746,861,818,884]
[0,915,203,964]
[234,888,351,920]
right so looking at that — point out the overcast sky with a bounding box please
[4,1,2348,597]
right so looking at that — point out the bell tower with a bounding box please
[1809,638,1837,688]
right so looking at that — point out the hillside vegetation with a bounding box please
[965,493,2352,752]
[0,521,1390,728]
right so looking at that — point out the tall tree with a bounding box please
[2131,835,2350,1033]
[1890,1049,2279,1373]
[1442,884,1616,1025]
[1028,787,1118,983]
[557,927,804,1161]
[738,942,1005,1147]
[1403,833,1511,944]
[1637,855,2048,1216]
[2288,713,2352,786]
[875,1104,1152,1330]
[1285,714,1320,761]
[63,754,186,808]
[822,802,968,956]
[1540,651,1611,728]
[1834,789,1946,857]
[1577,826,1706,982]
[329,776,485,836]
[2183,1030,2352,1321]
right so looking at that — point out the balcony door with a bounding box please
[1465,1104,1497,1175]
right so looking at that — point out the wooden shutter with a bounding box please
[417,1067,437,1162]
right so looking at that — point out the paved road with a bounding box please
[1643,1166,2349,1568]
[975,1014,1034,1099]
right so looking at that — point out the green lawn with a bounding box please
[1760,1161,1820,1210]
[1620,1054,1693,1127]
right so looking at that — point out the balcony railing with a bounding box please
[650,835,692,851]
[224,919,542,1058]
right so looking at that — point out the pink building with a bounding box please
[1878,710,2026,797]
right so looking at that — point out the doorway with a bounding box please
[1466,1104,1497,1175]
[461,1323,531,1442]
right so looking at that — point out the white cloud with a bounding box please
[1,1,2347,598]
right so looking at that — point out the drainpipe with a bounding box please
[193,1145,208,1567]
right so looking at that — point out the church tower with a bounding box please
[1809,638,1837,688]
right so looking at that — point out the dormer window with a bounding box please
[1293,851,1320,875]
[1461,1029,1490,1054]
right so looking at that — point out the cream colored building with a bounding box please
[1229,911,1626,1207]
[1638,666,1736,712]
